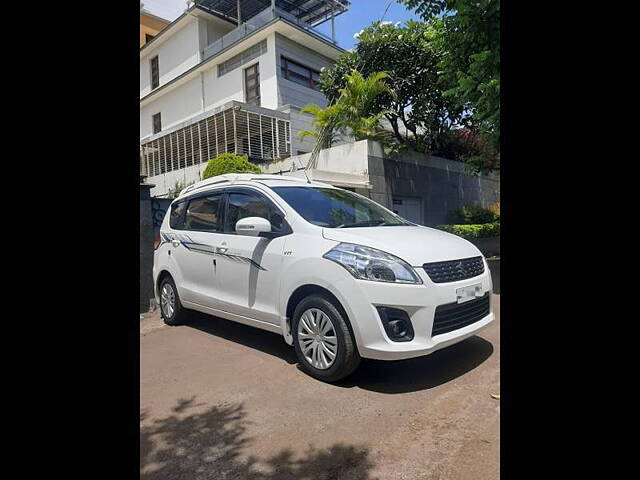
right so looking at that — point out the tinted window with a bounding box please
[152,112,162,134]
[225,191,284,232]
[150,56,159,89]
[184,195,222,231]
[169,201,186,229]
[272,187,409,228]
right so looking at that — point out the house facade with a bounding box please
[139,0,499,226]
[140,0,349,195]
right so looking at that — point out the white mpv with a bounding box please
[153,174,494,382]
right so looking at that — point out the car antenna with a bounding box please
[291,156,311,183]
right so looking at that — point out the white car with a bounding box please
[153,174,494,382]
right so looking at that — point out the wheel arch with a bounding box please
[284,284,359,353]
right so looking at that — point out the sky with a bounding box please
[142,0,421,50]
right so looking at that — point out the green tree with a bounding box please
[319,21,465,153]
[398,0,500,152]
[301,70,394,151]
[201,153,261,180]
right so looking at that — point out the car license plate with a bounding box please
[456,283,484,303]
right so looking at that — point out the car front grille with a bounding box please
[423,256,484,283]
[431,294,491,337]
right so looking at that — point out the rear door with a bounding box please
[212,187,289,325]
[167,191,225,308]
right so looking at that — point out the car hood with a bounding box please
[322,225,482,266]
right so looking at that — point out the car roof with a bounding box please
[177,173,332,199]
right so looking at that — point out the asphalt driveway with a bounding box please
[140,295,500,480]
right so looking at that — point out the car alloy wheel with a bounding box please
[160,282,176,319]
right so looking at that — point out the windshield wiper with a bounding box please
[336,220,388,228]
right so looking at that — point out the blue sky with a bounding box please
[315,1,421,50]
[143,1,421,50]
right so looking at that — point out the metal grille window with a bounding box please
[281,57,320,91]
[244,64,260,106]
[141,106,291,178]
[150,56,159,89]
[152,113,162,134]
[218,40,267,77]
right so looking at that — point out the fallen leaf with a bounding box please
[491,394,500,400]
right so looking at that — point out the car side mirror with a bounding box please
[235,217,272,236]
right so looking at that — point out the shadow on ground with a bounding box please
[141,397,375,480]
[184,311,493,394]
[336,336,494,394]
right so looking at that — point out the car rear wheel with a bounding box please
[292,295,361,382]
[159,276,188,326]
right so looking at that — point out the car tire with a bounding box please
[159,276,188,326]
[292,295,361,382]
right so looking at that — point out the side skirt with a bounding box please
[182,300,284,336]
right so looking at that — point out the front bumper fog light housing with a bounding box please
[376,307,415,342]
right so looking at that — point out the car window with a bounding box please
[184,195,222,231]
[225,191,284,232]
[272,187,408,228]
[169,201,186,229]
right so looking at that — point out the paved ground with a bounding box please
[141,295,500,480]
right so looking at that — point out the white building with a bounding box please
[140,0,499,226]
[140,0,350,196]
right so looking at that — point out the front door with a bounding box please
[213,188,288,325]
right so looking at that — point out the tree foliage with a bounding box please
[398,0,500,150]
[320,20,464,153]
[301,70,394,150]
[202,153,261,179]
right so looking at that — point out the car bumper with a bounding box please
[333,261,495,361]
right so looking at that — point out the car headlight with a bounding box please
[323,243,422,284]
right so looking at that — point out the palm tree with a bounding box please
[300,70,394,168]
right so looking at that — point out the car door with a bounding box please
[168,191,225,309]
[212,187,289,325]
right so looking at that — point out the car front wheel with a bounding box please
[292,295,361,382]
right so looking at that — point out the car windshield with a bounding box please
[272,186,410,228]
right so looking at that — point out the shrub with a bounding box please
[167,180,195,199]
[435,222,500,239]
[202,153,261,179]
[449,204,499,224]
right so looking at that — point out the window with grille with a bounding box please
[150,56,159,89]
[244,64,260,106]
[152,113,162,134]
[281,57,320,91]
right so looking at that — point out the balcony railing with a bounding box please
[202,6,335,61]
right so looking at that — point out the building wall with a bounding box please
[140,11,169,47]
[140,18,201,97]
[366,144,500,226]
[274,33,333,109]
[141,34,280,140]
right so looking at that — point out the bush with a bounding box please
[449,204,499,224]
[202,153,261,179]
[435,222,500,239]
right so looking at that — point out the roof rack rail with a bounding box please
[178,173,314,198]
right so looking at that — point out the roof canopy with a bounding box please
[194,0,350,27]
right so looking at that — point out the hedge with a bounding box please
[435,222,500,239]
[202,153,261,179]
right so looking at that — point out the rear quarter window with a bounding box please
[169,201,186,229]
